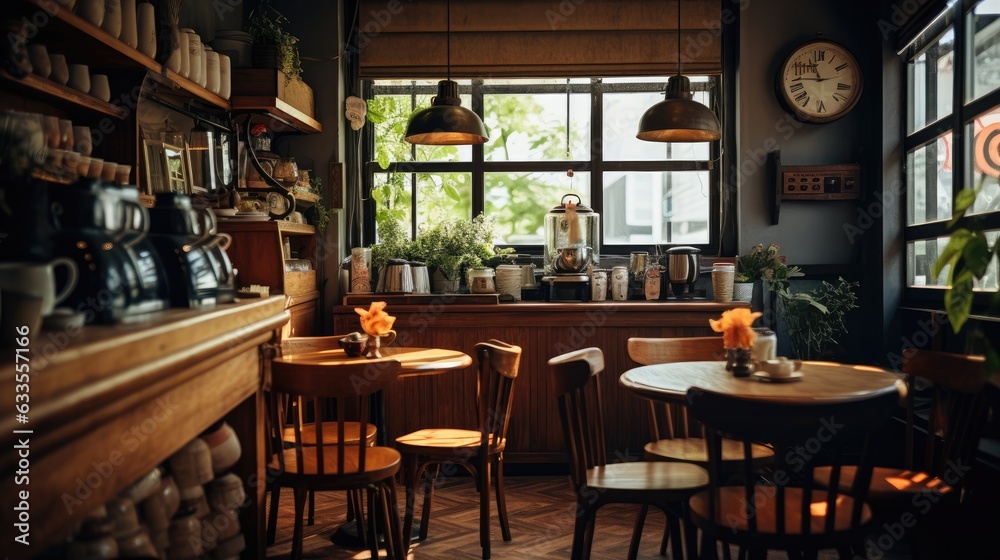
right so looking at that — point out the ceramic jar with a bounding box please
[27,44,50,79]
[182,29,202,84]
[467,267,496,294]
[169,438,213,488]
[100,0,121,38]
[136,2,157,58]
[591,270,607,301]
[218,53,231,99]
[611,266,629,301]
[50,54,69,84]
[119,0,137,48]
[76,0,105,27]
[201,421,241,473]
[204,49,220,94]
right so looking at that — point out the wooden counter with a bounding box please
[333,300,746,463]
[1,297,288,554]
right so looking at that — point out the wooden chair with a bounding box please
[813,350,990,554]
[686,384,901,559]
[627,337,775,556]
[266,334,378,545]
[548,347,709,560]
[268,356,405,560]
[395,339,523,560]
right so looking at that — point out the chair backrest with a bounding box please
[475,340,523,451]
[627,336,724,439]
[687,386,900,536]
[269,358,402,475]
[548,347,607,489]
[901,350,989,477]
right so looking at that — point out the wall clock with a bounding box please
[776,39,863,124]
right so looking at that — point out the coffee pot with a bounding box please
[665,246,701,299]
[147,193,222,309]
[543,194,600,274]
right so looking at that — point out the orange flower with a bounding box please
[354,301,396,337]
[709,308,762,349]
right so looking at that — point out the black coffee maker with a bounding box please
[48,180,168,323]
[147,193,226,309]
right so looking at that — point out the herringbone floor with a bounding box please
[264,476,913,559]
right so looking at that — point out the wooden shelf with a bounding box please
[292,191,321,208]
[19,0,230,110]
[0,70,128,118]
[231,95,322,133]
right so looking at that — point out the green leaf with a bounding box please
[962,233,991,279]
[376,150,390,170]
[954,187,979,215]
[444,183,461,202]
[932,229,972,280]
[366,106,386,124]
[945,269,975,332]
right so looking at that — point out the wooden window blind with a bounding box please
[355,0,724,78]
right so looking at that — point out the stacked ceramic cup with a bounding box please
[496,264,522,300]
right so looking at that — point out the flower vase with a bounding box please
[364,334,381,359]
[732,281,754,303]
[725,348,753,377]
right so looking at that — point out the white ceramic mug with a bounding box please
[177,29,190,77]
[611,266,629,301]
[27,44,50,79]
[218,53,231,99]
[100,0,122,38]
[74,125,93,156]
[136,2,156,58]
[76,0,105,27]
[183,29,203,85]
[0,258,78,316]
[90,74,111,102]
[119,0,137,48]
[68,64,90,93]
[49,54,69,85]
[591,270,607,301]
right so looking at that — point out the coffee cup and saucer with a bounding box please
[752,357,803,382]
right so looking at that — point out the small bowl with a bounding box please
[339,335,367,357]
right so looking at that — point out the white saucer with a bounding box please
[211,208,238,217]
[753,371,803,383]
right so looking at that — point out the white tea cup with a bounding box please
[90,74,111,102]
[0,258,78,317]
[49,54,69,85]
[68,64,90,94]
[27,44,50,79]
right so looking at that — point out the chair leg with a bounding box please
[494,455,512,542]
[628,504,648,560]
[659,520,670,557]
[266,483,280,546]
[355,488,369,550]
[402,453,419,552]
[667,512,684,560]
[570,503,589,560]
[367,486,380,560]
[308,489,315,526]
[683,503,700,560]
[377,483,397,560]
[291,486,307,560]
[582,508,597,560]
[479,458,492,559]
[419,464,438,541]
[387,480,407,560]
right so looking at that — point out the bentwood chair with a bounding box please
[268,355,405,560]
[395,339,523,560]
[813,350,990,556]
[266,334,378,545]
[686,384,900,560]
[627,337,775,555]
[549,347,709,560]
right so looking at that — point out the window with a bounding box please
[363,77,722,254]
[903,1,1000,299]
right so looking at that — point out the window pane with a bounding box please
[906,232,1000,290]
[907,237,949,287]
[485,172,591,245]
[968,106,1000,215]
[908,28,954,133]
[603,91,711,161]
[415,173,471,230]
[372,173,412,234]
[603,171,710,245]
[971,2,1000,101]
[483,92,590,161]
[906,133,953,225]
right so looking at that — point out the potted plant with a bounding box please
[369,217,413,287]
[410,214,512,293]
[734,243,803,308]
[245,0,303,82]
[774,278,859,360]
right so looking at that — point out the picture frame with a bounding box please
[142,139,191,196]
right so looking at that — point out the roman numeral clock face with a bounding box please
[777,40,863,123]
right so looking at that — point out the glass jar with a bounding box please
[467,267,496,294]
[272,156,299,188]
[752,327,777,363]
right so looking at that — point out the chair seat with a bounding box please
[645,437,774,468]
[395,428,504,454]
[586,461,709,498]
[813,465,957,504]
[689,486,872,536]
[282,421,377,446]
[270,445,401,482]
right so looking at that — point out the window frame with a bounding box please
[361,77,724,256]
[903,0,1000,306]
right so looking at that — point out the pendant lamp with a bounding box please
[404,0,488,145]
[636,0,721,143]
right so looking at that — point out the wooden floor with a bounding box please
[265,476,915,559]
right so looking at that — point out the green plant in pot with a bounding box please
[735,243,803,307]
[410,214,512,293]
[774,278,859,361]
[245,0,303,82]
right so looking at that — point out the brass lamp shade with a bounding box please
[404,80,488,145]
[636,75,721,142]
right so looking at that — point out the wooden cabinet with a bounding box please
[219,220,319,336]
[333,300,747,463]
[0,297,288,554]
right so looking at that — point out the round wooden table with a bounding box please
[620,360,904,403]
[272,346,473,377]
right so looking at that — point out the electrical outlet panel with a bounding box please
[780,164,861,200]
